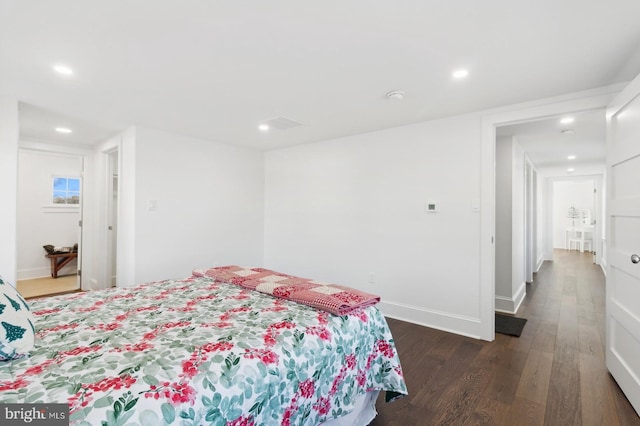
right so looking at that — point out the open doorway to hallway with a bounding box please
[494,109,606,315]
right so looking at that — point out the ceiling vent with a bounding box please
[263,116,302,130]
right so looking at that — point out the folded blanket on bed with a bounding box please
[193,265,380,316]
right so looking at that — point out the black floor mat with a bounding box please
[495,314,527,337]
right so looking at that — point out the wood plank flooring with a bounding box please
[372,250,640,425]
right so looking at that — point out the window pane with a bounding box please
[53,177,67,191]
[68,178,80,191]
[67,192,80,204]
[53,190,67,204]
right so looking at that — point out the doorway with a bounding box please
[548,176,602,264]
[16,149,83,298]
[479,92,617,341]
[490,104,607,333]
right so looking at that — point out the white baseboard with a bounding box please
[494,296,514,313]
[600,259,607,277]
[536,256,544,273]
[17,267,50,280]
[377,300,483,340]
[495,282,526,314]
[513,282,526,313]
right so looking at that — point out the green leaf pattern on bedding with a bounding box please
[0,276,406,425]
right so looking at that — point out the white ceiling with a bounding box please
[1,1,640,150]
[497,109,606,172]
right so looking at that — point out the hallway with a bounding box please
[373,250,640,425]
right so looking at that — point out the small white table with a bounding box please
[565,226,594,252]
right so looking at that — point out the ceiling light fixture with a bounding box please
[53,64,73,75]
[386,90,405,101]
[567,168,575,173]
[568,155,576,160]
[560,117,574,124]
[452,69,469,79]
[55,127,72,134]
[258,124,269,132]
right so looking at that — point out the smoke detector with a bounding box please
[386,90,405,101]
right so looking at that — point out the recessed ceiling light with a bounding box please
[560,117,574,124]
[568,155,576,160]
[53,64,73,75]
[55,127,72,134]
[567,168,575,172]
[258,124,269,132]
[452,69,469,79]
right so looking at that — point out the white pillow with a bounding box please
[0,275,35,360]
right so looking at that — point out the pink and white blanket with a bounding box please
[192,265,380,316]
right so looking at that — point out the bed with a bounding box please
[0,268,407,425]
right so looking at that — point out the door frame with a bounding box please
[17,139,94,290]
[106,149,118,287]
[96,138,121,289]
[479,84,623,341]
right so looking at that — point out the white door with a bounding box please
[606,72,640,416]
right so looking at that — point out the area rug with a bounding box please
[495,313,527,337]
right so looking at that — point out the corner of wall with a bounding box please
[0,97,19,284]
[495,281,526,314]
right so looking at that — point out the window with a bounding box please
[53,177,80,205]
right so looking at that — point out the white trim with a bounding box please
[536,256,545,273]
[494,281,526,314]
[378,300,483,340]
[480,84,622,341]
[42,205,80,213]
[17,267,51,281]
[513,282,526,313]
[495,296,514,313]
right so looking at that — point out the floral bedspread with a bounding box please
[0,276,407,425]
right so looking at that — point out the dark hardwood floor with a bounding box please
[372,250,640,425]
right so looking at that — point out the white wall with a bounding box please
[0,98,18,285]
[495,137,513,309]
[265,113,484,337]
[17,150,82,279]
[128,127,264,285]
[511,141,526,308]
[536,171,545,267]
[494,136,526,313]
[552,180,595,248]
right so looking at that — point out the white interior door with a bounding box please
[606,73,640,416]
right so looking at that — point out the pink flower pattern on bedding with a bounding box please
[192,266,380,316]
[0,276,407,425]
